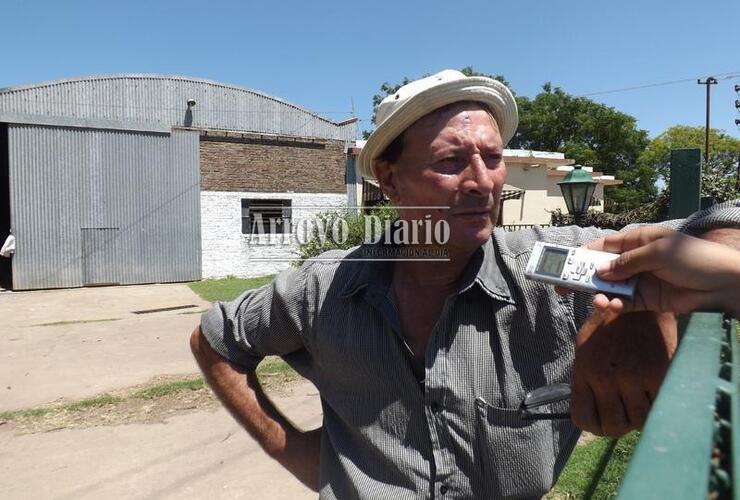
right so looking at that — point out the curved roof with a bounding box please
[0,74,356,141]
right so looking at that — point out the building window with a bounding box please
[241,199,292,234]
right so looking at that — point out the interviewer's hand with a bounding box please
[571,310,677,437]
[585,226,740,317]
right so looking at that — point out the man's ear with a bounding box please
[372,159,401,204]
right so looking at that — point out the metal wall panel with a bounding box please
[81,227,120,285]
[8,125,201,290]
[0,75,357,142]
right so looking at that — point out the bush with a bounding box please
[296,203,398,264]
[551,172,738,230]
[550,191,670,230]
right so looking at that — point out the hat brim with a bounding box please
[357,77,518,179]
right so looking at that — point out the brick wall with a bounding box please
[200,130,346,193]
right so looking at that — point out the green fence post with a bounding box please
[615,313,734,499]
[668,148,702,219]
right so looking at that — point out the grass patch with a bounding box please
[0,393,123,421]
[133,378,206,399]
[188,275,277,303]
[548,432,639,499]
[0,406,57,420]
[257,357,298,378]
[65,394,123,412]
[0,358,300,424]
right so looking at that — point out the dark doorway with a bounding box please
[0,123,11,290]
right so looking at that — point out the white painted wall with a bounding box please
[201,191,347,279]
[502,164,606,226]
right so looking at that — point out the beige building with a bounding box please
[501,150,621,228]
[351,144,622,228]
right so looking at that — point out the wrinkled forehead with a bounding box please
[404,101,500,144]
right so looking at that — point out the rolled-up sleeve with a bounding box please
[615,199,740,234]
[675,199,740,233]
[199,264,311,372]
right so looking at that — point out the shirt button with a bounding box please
[430,402,441,413]
[440,484,448,495]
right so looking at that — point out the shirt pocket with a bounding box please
[475,397,556,500]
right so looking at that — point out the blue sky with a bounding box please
[3,0,738,140]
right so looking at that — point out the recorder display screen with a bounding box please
[535,248,568,277]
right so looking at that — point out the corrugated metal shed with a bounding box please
[8,125,201,290]
[0,74,354,290]
[0,74,357,141]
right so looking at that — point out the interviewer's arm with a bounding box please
[190,327,320,491]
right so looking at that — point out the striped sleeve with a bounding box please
[199,264,311,371]
[676,199,740,234]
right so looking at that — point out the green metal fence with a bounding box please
[615,313,738,499]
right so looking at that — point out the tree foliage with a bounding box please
[366,69,740,215]
[366,69,652,212]
[364,67,509,139]
[510,83,652,212]
[296,204,398,264]
[637,125,740,183]
[551,171,738,230]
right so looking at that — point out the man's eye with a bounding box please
[435,157,466,171]
[485,154,502,166]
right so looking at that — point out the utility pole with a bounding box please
[697,77,718,165]
[736,85,739,184]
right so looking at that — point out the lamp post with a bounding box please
[558,165,597,226]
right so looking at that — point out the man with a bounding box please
[191,70,739,499]
[0,230,14,259]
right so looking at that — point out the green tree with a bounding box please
[365,73,653,212]
[637,125,740,183]
[364,67,510,138]
[510,84,652,212]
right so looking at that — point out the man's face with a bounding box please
[374,102,506,255]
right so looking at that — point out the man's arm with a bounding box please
[190,326,321,491]
[570,311,677,436]
[553,201,739,435]
[571,222,740,436]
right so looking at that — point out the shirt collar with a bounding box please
[459,238,515,304]
[339,238,515,305]
[338,245,391,298]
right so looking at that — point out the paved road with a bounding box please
[1,283,211,410]
[0,284,321,500]
[0,380,322,500]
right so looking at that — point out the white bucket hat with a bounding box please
[357,69,519,179]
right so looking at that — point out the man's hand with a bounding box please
[190,327,321,491]
[277,426,322,489]
[570,311,677,437]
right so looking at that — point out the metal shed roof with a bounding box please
[0,74,357,141]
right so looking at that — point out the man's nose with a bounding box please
[460,155,494,196]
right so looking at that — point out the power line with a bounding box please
[577,71,740,97]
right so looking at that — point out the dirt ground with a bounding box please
[0,284,321,500]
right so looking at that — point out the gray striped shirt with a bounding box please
[200,201,740,500]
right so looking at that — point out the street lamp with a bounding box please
[558,165,597,225]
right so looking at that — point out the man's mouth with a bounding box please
[453,209,491,217]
